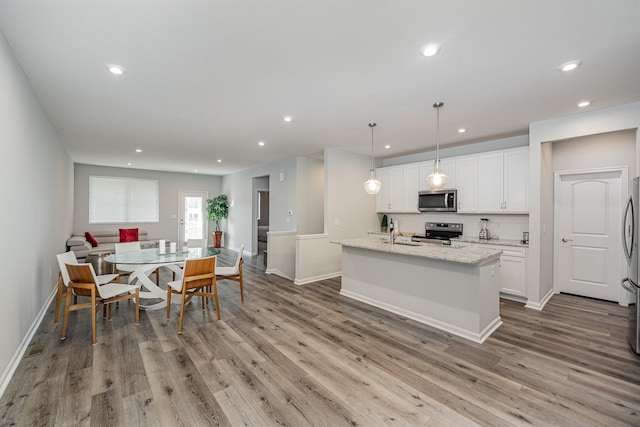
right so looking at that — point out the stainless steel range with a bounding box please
[412,222,463,245]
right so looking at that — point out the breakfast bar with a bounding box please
[334,238,503,343]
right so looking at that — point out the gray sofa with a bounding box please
[66,230,159,259]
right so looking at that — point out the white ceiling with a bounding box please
[1,0,639,175]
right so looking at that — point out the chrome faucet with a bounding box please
[388,221,398,246]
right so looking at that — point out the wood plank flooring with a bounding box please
[2,248,640,426]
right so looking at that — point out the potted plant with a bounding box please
[206,194,229,248]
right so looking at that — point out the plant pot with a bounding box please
[213,231,223,248]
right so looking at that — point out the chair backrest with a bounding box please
[57,251,79,287]
[182,256,216,291]
[65,263,99,297]
[187,238,207,248]
[115,241,141,254]
[232,245,245,273]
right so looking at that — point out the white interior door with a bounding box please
[555,169,626,302]
[178,190,208,248]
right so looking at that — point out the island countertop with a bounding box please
[332,237,502,265]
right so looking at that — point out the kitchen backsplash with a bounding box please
[382,213,529,241]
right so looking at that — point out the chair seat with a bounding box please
[216,266,237,276]
[98,282,139,300]
[95,273,119,285]
[167,279,183,292]
[116,264,137,273]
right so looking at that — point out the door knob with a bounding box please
[562,238,573,242]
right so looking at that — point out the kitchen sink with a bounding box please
[394,241,422,247]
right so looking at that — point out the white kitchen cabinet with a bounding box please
[473,243,527,299]
[477,152,504,212]
[455,156,478,212]
[503,148,528,212]
[477,147,528,213]
[376,166,404,212]
[402,164,419,212]
[418,158,456,192]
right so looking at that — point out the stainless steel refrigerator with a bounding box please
[622,176,640,353]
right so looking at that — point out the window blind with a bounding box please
[89,176,159,223]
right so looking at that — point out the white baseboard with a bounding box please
[265,268,294,281]
[294,271,341,286]
[525,288,555,311]
[0,287,56,400]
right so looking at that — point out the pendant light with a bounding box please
[363,122,382,194]
[426,101,449,190]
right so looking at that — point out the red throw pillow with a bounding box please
[85,232,98,247]
[119,228,139,242]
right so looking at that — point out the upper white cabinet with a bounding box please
[455,156,478,212]
[402,164,420,212]
[477,147,528,213]
[418,159,456,192]
[375,146,528,214]
[503,148,529,212]
[376,166,404,212]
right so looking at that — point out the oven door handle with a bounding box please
[621,278,638,294]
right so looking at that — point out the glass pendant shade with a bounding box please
[364,122,381,195]
[364,170,382,194]
[426,160,448,190]
[427,101,448,190]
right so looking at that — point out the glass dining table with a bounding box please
[105,246,220,310]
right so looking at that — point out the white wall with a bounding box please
[529,101,640,307]
[74,164,222,244]
[294,148,379,284]
[223,157,298,255]
[325,148,379,240]
[0,30,73,395]
[552,129,636,174]
[296,156,324,235]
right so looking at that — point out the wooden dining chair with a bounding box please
[166,255,219,333]
[54,251,120,324]
[216,245,245,303]
[61,263,140,345]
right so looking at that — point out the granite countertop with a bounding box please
[332,237,502,265]
[452,236,528,248]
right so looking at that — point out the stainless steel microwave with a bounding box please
[418,189,457,212]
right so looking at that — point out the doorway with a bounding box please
[253,175,270,262]
[554,168,627,302]
[178,190,208,248]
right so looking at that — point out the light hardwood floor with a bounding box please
[2,248,640,426]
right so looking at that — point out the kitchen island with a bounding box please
[333,237,503,343]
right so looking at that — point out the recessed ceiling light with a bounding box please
[420,44,440,57]
[217,159,222,163]
[135,148,143,153]
[458,128,467,133]
[559,60,582,72]
[577,100,591,108]
[258,141,265,146]
[127,162,132,166]
[106,64,125,75]
[384,145,391,149]
[194,169,198,172]
[283,115,293,122]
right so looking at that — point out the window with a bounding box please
[89,176,159,223]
